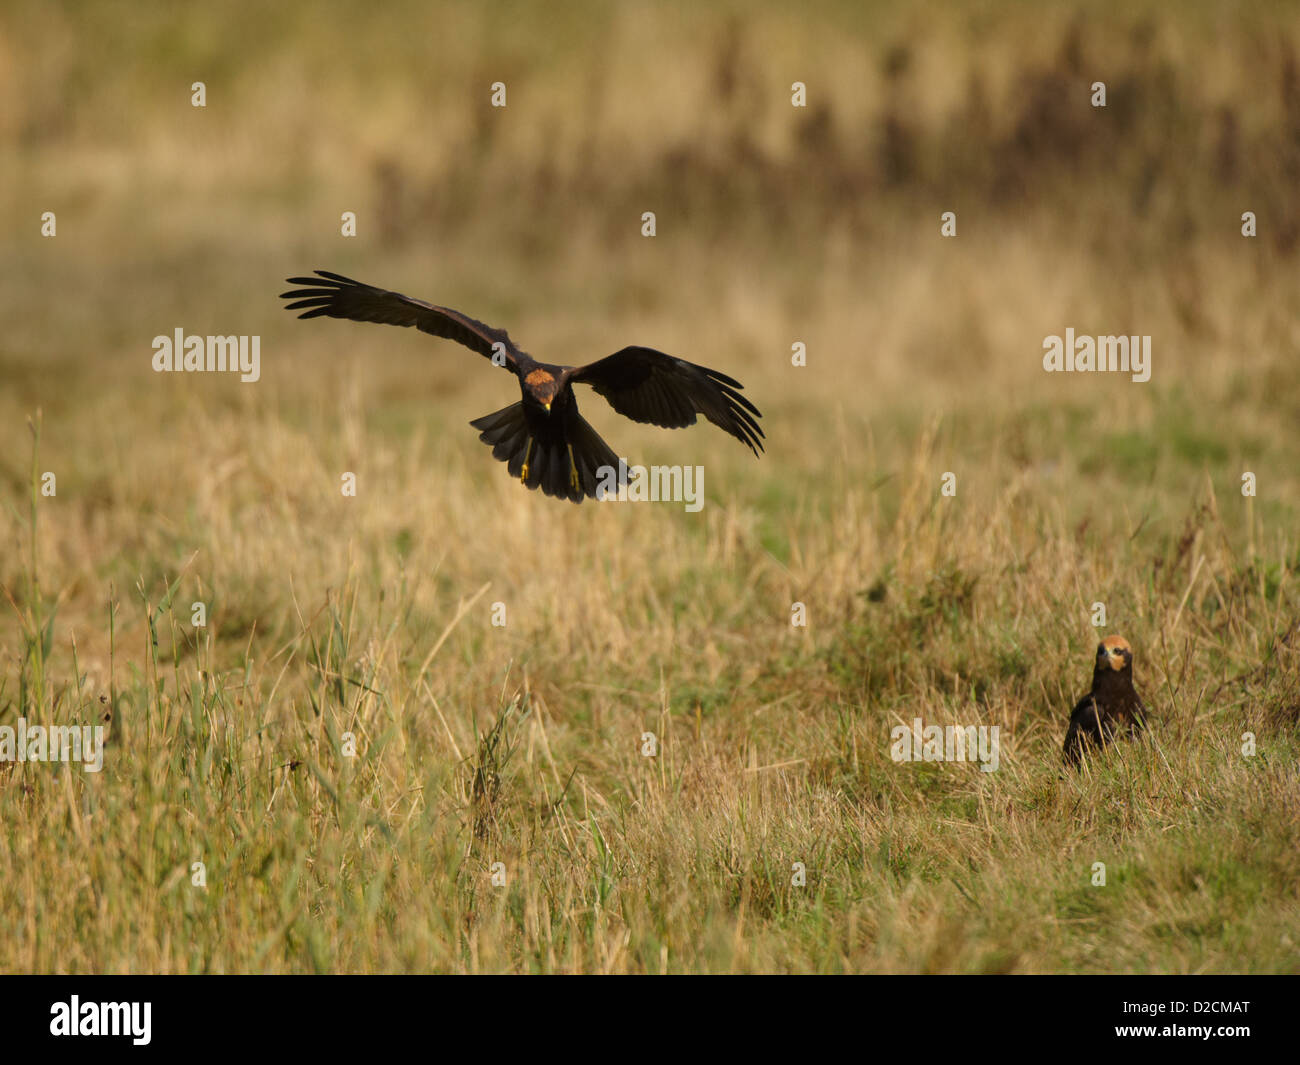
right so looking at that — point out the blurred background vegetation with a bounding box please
[4,0,1299,501]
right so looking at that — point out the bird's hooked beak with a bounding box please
[1098,644,1129,671]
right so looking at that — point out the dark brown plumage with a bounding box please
[1063,634,1148,766]
[279,271,763,503]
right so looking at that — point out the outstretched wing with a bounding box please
[280,270,521,370]
[572,346,764,455]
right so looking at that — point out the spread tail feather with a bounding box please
[469,403,625,504]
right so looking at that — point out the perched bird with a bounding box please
[279,271,763,502]
[1063,634,1148,766]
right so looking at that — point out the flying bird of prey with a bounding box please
[279,271,763,503]
[1063,634,1148,766]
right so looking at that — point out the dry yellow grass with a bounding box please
[0,0,1298,973]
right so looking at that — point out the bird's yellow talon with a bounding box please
[520,440,533,483]
[568,445,581,492]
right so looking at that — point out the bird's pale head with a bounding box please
[1096,634,1133,672]
[524,368,559,410]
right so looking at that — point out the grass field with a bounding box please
[2,0,1299,973]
